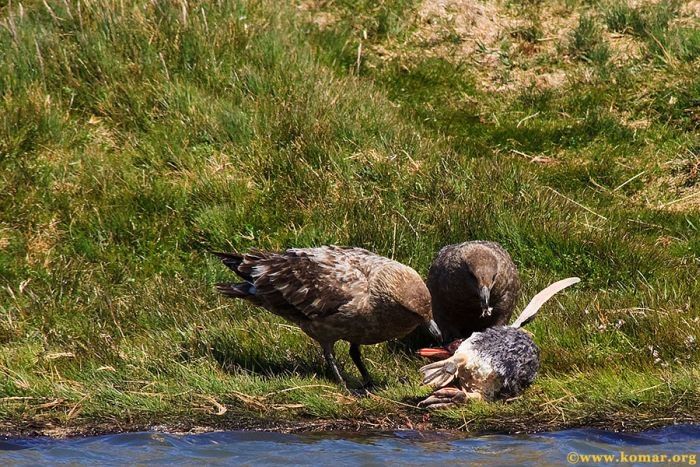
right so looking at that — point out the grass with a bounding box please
[568,15,611,64]
[0,0,699,436]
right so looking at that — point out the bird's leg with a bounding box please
[322,342,346,388]
[349,343,373,389]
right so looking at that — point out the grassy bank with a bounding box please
[1,0,698,436]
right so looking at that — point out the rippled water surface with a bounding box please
[2,425,699,465]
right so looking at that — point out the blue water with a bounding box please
[1,425,699,465]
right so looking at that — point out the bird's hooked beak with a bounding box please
[479,285,493,317]
[426,319,443,343]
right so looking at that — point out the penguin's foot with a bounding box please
[418,387,483,409]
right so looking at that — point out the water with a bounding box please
[1,425,699,465]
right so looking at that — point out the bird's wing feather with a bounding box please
[238,247,370,319]
[510,277,581,328]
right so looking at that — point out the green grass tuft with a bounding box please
[568,15,610,64]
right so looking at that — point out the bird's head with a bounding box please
[465,252,498,317]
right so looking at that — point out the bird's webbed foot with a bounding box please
[418,387,483,409]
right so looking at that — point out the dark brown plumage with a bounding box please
[427,241,520,341]
[214,246,441,388]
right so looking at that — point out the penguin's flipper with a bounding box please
[510,277,580,328]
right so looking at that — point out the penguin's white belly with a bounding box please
[454,338,503,401]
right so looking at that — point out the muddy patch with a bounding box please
[363,0,583,93]
[360,0,687,93]
[1,410,695,439]
[634,153,700,212]
[298,0,338,30]
[661,156,700,212]
[415,0,516,56]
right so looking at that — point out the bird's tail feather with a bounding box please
[510,277,581,328]
[215,282,256,299]
[212,251,243,267]
[420,357,460,388]
[212,251,255,282]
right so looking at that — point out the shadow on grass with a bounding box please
[185,328,391,389]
